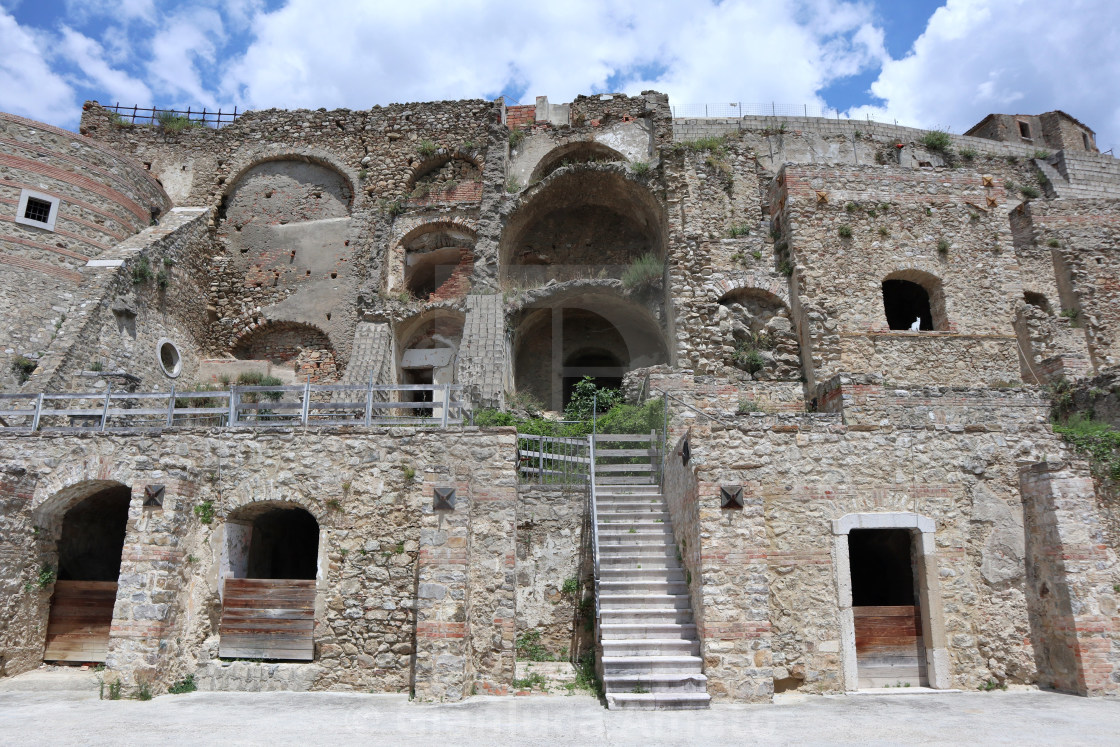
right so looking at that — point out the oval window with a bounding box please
[157,339,182,378]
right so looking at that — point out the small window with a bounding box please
[1083,132,1091,150]
[14,189,60,231]
[883,279,934,331]
[157,339,182,378]
[1018,121,1031,139]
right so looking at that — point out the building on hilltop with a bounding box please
[0,92,1118,708]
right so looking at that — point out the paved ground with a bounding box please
[0,671,1118,745]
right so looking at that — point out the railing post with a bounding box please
[99,384,111,431]
[166,385,176,427]
[592,392,597,439]
[364,373,374,426]
[228,387,238,426]
[441,384,450,427]
[538,435,544,484]
[31,393,44,431]
[301,376,311,426]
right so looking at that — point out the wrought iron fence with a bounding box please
[0,383,463,432]
[106,103,242,129]
[516,433,590,485]
[670,102,843,119]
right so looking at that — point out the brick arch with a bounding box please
[406,149,484,190]
[881,267,949,332]
[708,274,791,309]
[395,308,466,350]
[232,320,339,382]
[220,493,328,528]
[217,148,358,215]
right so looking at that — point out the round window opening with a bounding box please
[157,339,182,378]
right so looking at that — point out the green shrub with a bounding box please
[631,160,650,175]
[958,147,978,161]
[11,355,36,384]
[136,682,152,701]
[838,224,853,238]
[156,111,198,133]
[565,376,621,421]
[919,129,952,152]
[734,344,766,376]
[937,239,951,254]
[515,630,553,662]
[1020,184,1041,199]
[878,226,891,237]
[417,140,438,157]
[727,224,750,238]
[680,135,727,152]
[508,127,525,149]
[1047,239,1061,248]
[779,260,794,277]
[236,372,283,401]
[1033,150,1052,160]
[194,500,215,525]
[167,674,197,694]
[560,577,579,595]
[506,177,522,193]
[132,256,152,284]
[621,253,663,291]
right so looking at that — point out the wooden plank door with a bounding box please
[219,578,315,660]
[853,605,927,688]
[43,580,117,662]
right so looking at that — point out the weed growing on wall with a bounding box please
[920,129,952,152]
[11,355,36,383]
[621,253,663,292]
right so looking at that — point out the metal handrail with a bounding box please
[588,433,602,626]
[0,382,465,432]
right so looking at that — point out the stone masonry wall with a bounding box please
[0,426,520,699]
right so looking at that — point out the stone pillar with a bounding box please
[695,475,773,702]
[1020,461,1120,696]
[105,479,196,689]
[468,481,517,694]
[413,481,471,700]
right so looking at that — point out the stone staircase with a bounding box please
[592,435,709,710]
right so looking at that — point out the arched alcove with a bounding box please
[882,270,947,331]
[500,167,665,287]
[1024,291,1052,314]
[225,502,320,581]
[407,153,482,198]
[395,312,464,416]
[512,289,667,411]
[398,223,477,301]
[717,288,801,380]
[232,321,337,383]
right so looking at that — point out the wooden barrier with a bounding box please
[219,578,316,661]
[43,580,117,662]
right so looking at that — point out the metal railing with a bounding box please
[588,435,602,625]
[671,102,843,119]
[516,433,590,484]
[106,103,243,129]
[0,382,463,432]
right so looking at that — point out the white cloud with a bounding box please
[57,27,152,107]
[220,0,885,115]
[0,9,76,124]
[144,8,226,109]
[848,0,1120,151]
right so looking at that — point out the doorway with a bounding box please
[848,528,928,687]
[44,484,131,662]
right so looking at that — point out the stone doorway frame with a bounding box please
[831,512,950,690]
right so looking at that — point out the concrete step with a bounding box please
[596,476,656,485]
[601,655,704,675]
[599,594,691,609]
[597,520,671,532]
[599,580,689,595]
[599,545,678,558]
[600,568,685,582]
[600,556,681,570]
[606,692,711,710]
[598,529,675,544]
[596,511,671,522]
[603,672,708,693]
[600,623,697,640]
[600,608,697,625]
[596,486,662,496]
[602,638,700,657]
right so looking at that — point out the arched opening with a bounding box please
[513,290,666,411]
[500,167,665,287]
[1024,291,1051,314]
[882,271,946,331]
[220,502,319,661]
[399,223,476,301]
[44,483,131,663]
[529,141,626,183]
[718,288,801,380]
[396,313,463,418]
[232,321,338,383]
[407,154,482,199]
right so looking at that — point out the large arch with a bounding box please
[717,287,801,380]
[512,287,668,411]
[499,165,666,287]
[392,221,478,300]
[528,140,627,183]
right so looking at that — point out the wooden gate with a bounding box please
[853,605,927,688]
[43,580,117,662]
[219,578,315,660]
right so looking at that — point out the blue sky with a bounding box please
[1,0,1118,152]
